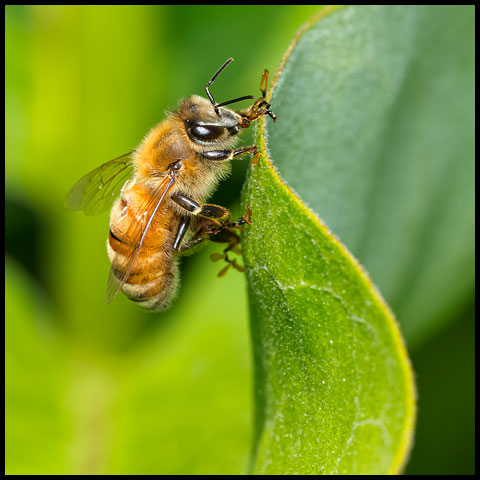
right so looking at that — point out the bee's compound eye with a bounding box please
[189,124,225,142]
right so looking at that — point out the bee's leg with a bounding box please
[227,205,252,229]
[208,206,251,255]
[207,207,253,276]
[172,216,191,252]
[194,207,252,276]
[178,219,243,276]
[201,145,258,162]
[237,70,276,127]
[170,193,231,222]
[174,201,251,277]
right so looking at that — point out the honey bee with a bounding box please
[64,58,276,311]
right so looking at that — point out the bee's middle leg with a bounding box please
[172,216,191,252]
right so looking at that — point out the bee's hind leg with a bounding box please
[205,206,251,277]
[181,206,251,277]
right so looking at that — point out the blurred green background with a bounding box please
[5,5,474,475]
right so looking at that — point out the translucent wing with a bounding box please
[64,151,135,216]
[105,173,178,304]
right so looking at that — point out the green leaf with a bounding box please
[242,5,417,474]
[265,5,475,345]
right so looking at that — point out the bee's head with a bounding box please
[177,58,275,148]
[178,95,244,147]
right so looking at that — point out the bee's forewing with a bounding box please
[64,151,135,216]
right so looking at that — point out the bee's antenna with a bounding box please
[206,58,234,115]
[205,58,254,115]
[215,95,254,109]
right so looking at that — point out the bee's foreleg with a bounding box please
[201,145,258,162]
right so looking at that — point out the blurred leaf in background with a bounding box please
[5,4,475,475]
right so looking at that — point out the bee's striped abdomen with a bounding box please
[106,183,180,311]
